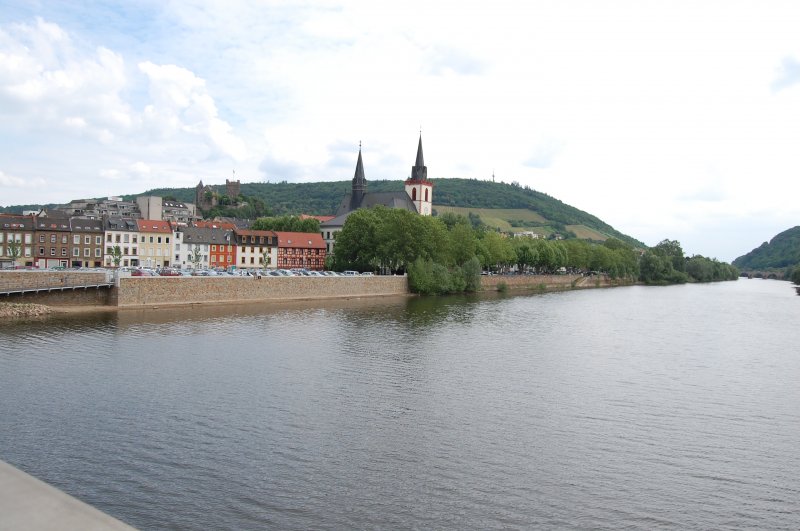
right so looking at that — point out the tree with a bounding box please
[261,247,271,269]
[7,239,22,266]
[190,245,202,270]
[251,215,320,233]
[653,239,686,273]
[791,266,800,285]
[111,245,123,267]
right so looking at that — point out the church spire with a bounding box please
[352,142,367,207]
[410,134,427,182]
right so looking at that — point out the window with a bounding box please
[157,236,162,244]
[51,234,56,243]
[211,245,216,251]
[73,248,80,257]
[96,236,101,245]
[166,237,170,244]
[149,236,154,243]
[50,248,55,256]
[115,234,121,243]
[425,188,429,202]
[412,188,417,201]
[133,236,138,243]
[95,248,101,258]
[61,235,67,244]
[123,234,129,243]
[40,235,45,243]
[132,247,137,255]
[175,243,181,251]
[0,233,3,243]
[84,248,90,257]
[25,234,32,244]
[39,247,44,255]
[107,234,112,242]
[73,235,81,245]
[61,248,67,256]
[241,256,245,264]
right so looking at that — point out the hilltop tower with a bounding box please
[404,134,433,215]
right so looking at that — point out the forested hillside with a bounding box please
[2,178,643,247]
[140,178,643,247]
[733,226,800,270]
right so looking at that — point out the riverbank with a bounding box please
[0,303,54,318]
[1,274,636,316]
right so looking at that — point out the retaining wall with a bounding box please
[115,275,409,307]
[0,271,108,290]
[480,274,632,292]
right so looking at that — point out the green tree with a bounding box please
[791,266,800,285]
[111,245,123,267]
[7,239,22,266]
[190,245,202,270]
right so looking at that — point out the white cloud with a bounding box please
[0,170,46,189]
[2,1,800,262]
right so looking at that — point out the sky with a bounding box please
[1,0,799,261]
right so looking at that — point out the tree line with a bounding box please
[331,207,738,294]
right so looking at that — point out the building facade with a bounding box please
[0,214,35,268]
[104,218,141,267]
[136,219,174,268]
[174,226,235,270]
[34,211,72,268]
[275,231,326,271]
[233,229,276,270]
[69,218,104,268]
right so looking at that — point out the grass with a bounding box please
[566,225,609,241]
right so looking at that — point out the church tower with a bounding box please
[351,144,367,209]
[405,134,433,215]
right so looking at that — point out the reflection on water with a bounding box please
[1,280,799,530]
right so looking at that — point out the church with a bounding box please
[320,135,433,253]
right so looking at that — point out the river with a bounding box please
[1,279,799,529]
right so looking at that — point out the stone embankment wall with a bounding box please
[480,274,633,292]
[115,276,409,307]
[0,271,112,306]
[0,271,108,290]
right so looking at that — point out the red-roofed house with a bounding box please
[136,219,174,268]
[275,232,326,271]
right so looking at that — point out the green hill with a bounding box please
[141,178,644,247]
[2,178,644,247]
[733,226,800,270]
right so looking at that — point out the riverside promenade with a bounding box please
[0,459,135,530]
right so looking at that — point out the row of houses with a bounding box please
[0,212,325,271]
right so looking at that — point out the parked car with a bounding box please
[131,268,156,277]
[159,268,181,276]
[360,272,374,276]
[342,270,359,276]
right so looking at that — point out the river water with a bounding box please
[1,279,799,529]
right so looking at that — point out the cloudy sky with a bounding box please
[2,1,799,261]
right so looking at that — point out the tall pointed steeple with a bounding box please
[405,133,433,215]
[352,143,367,208]
[410,134,427,182]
